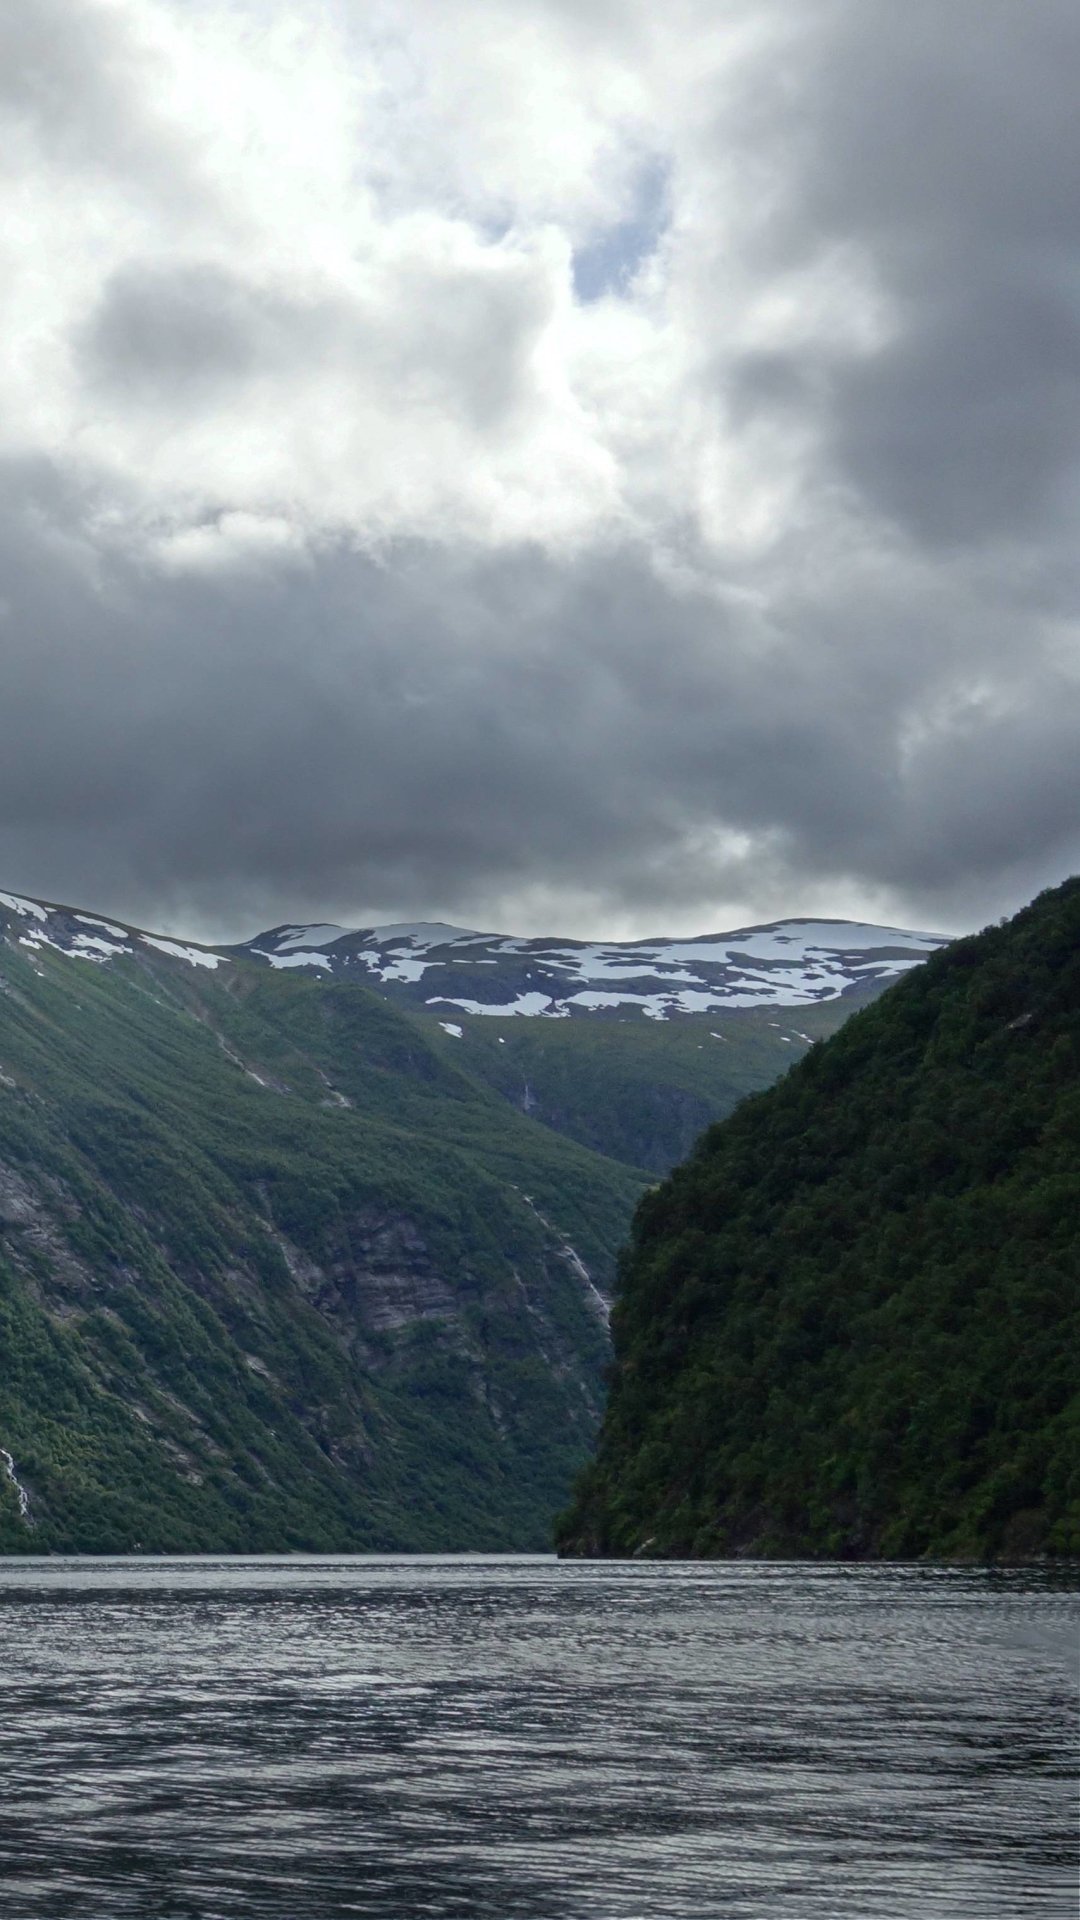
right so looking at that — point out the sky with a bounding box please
[1,0,1078,942]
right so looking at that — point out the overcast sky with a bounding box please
[1,0,1078,941]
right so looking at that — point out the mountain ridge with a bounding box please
[0,885,952,1178]
[237,914,948,1021]
[0,888,949,1020]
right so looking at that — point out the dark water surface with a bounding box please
[0,1557,1076,1919]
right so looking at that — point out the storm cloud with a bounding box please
[0,0,1077,940]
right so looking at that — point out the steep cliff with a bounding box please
[558,879,1080,1561]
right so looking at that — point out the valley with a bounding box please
[0,888,945,1553]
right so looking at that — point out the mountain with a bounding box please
[556,878,1080,1563]
[0,892,639,1553]
[0,888,945,1554]
[233,915,943,1017]
[2,894,949,1175]
[242,914,949,1174]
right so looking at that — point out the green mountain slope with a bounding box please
[229,912,946,1173]
[557,879,1080,1562]
[0,888,943,1555]
[0,928,643,1553]
[432,994,872,1174]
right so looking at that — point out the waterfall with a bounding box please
[517,1193,611,1327]
[0,1449,31,1522]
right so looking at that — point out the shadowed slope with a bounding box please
[558,879,1080,1561]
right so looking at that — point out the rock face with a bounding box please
[282,1211,457,1335]
[558,878,1080,1563]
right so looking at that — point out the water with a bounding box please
[0,1557,1076,1919]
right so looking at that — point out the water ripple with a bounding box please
[0,1557,1075,1918]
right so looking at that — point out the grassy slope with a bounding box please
[414,994,867,1175]
[558,880,1080,1562]
[0,937,642,1553]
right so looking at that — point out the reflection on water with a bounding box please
[0,1556,1075,1918]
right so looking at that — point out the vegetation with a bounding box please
[0,934,643,1552]
[432,995,862,1174]
[0,897,921,1556]
[557,879,1080,1562]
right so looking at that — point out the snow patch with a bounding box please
[848,956,927,974]
[260,950,333,972]
[271,924,350,952]
[374,952,437,983]
[567,990,665,1013]
[141,937,225,970]
[71,934,130,958]
[73,913,130,939]
[438,1022,464,1038]
[0,892,47,921]
[428,992,566,1018]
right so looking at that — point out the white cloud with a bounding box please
[0,0,792,564]
[0,0,1077,940]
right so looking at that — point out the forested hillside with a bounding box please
[0,922,640,1553]
[558,880,1080,1562]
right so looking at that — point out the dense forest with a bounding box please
[558,879,1080,1561]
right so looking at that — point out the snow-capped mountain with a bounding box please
[235,916,949,1019]
[0,889,949,1021]
[0,890,226,970]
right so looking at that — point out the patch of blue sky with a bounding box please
[572,158,670,304]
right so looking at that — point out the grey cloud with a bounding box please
[727,0,1080,549]
[832,281,1080,546]
[0,458,1076,941]
[381,253,552,431]
[726,352,820,426]
[0,0,140,162]
[0,0,200,203]
[83,265,280,403]
[1,2,1078,943]
[82,251,549,429]
[801,2,1080,256]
